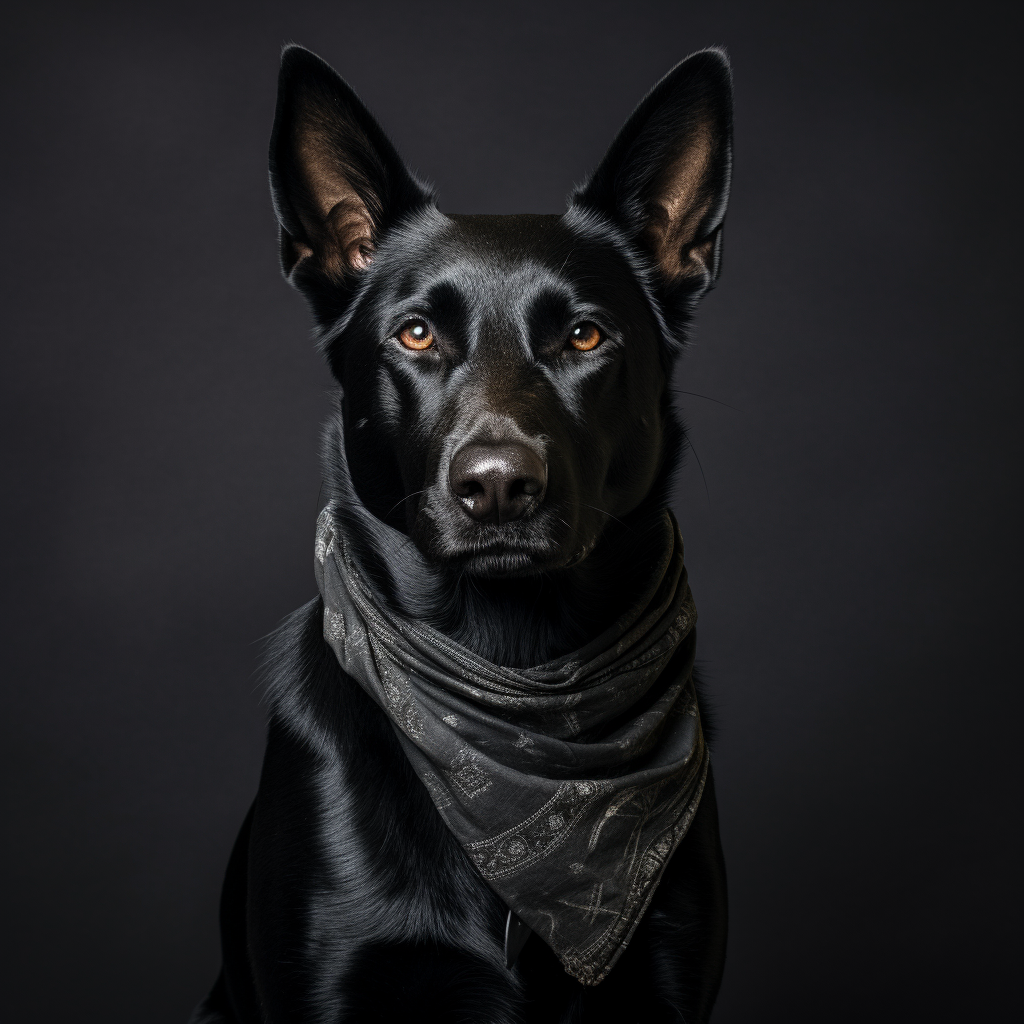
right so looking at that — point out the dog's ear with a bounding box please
[573,49,732,299]
[269,45,432,289]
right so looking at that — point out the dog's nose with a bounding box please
[448,442,547,524]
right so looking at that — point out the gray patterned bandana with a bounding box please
[314,506,707,985]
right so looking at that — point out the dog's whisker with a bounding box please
[577,502,631,531]
[553,514,582,542]
[685,435,712,508]
[384,489,427,522]
[671,388,741,412]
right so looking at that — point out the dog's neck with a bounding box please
[324,420,672,668]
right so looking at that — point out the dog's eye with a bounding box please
[397,320,434,350]
[569,322,603,352]
[569,323,603,352]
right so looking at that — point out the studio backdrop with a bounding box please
[1,2,1019,1020]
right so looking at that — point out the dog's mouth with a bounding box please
[448,540,568,578]
[412,500,587,578]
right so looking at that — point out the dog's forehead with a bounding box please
[382,211,622,314]
[443,213,565,252]
[437,214,569,290]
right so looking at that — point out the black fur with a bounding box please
[192,44,733,1023]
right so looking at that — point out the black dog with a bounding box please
[192,44,732,1024]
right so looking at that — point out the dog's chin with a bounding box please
[455,545,569,579]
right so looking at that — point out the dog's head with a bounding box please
[271,47,731,578]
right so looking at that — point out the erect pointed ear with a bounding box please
[573,49,733,297]
[269,46,433,288]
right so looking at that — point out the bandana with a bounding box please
[314,506,707,985]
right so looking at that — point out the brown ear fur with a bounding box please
[573,49,733,294]
[270,46,431,285]
[644,115,723,283]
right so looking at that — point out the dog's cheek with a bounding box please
[605,417,663,515]
[591,360,667,518]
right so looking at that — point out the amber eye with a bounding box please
[569,322,603,352]
[397,320,434,350]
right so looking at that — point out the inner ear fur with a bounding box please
[574,49,733,292]
[269,46,431,283]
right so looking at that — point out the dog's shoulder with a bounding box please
[260,597,347,748]
[248,598,515,1015]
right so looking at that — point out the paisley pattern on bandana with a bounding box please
[314,506,706,986]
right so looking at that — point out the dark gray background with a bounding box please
[2,1,1020,1019]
